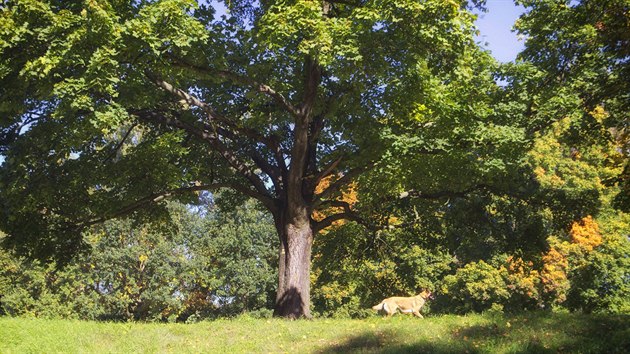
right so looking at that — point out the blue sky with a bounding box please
[475,0,525,62]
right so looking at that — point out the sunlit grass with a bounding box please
[1,312,628,353]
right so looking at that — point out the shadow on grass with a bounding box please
[317,313,630,354]
[316,332,384,353]
[316,329,470,354]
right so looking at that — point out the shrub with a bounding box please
[439,260,510,313]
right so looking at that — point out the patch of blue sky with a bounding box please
[474,0,526,63]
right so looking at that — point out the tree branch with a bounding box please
[103,123,137,163]
[146,70,279,147]
[212,125,282,191]
[313,162,372,206]
[145,72,286,190]
[312,200,365,234]
[397,184,492,200]
[132,110,273,202]
[311,155,343,187]
[298,57,321,120]
[78,183,228,229]
[169,57,300,118]
[146,70,222,123]
[287,57,322,209]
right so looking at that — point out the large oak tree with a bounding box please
[0,0,504,317]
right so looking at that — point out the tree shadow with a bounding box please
[316,329,471,354]
[455,313,630,354]
[274,287,306,319]
[317,313,630,354]
[316,332,384,353]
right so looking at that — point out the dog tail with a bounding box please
[372,302,384,311]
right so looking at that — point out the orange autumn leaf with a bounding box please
[312,174,358,230]
[569,215,602,251]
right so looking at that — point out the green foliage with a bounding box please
[0,0,628,320]
[181,198,278,318]
[566,235,630,314]
[564,210,630,314]
[0,200,277,321]
[0,0,218,261]
[515,0,629,211]
[312,224,453,318]
[435,214,630,315]
[439,259,510,313]
[0,0,491,261]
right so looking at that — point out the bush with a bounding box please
[438,260,510,313]
[565,233,630,314]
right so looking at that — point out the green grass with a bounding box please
[1,312,629,353]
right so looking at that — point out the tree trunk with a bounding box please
[272,45,321,319]
[273,209,314,319]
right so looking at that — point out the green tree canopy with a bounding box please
[312,0,629,316]
[515,0,629,209]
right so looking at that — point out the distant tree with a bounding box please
[0,200,277,321]
[512,0,629,312]
[180,198,278,318]
[515,0,629,210]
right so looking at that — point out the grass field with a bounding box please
[1,312,629,353]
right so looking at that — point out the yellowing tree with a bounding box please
[570,216,602,252]
[541,239,570,305]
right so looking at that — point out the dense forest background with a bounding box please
[1,183,628,321]
[0,0,628,320]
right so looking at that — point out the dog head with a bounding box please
[419,289,433,300]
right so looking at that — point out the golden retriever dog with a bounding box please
[371,290,432,318]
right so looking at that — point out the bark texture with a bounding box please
[273,208,314,318]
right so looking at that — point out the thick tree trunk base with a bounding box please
[273,218,313,319]
[273,287,311,319]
